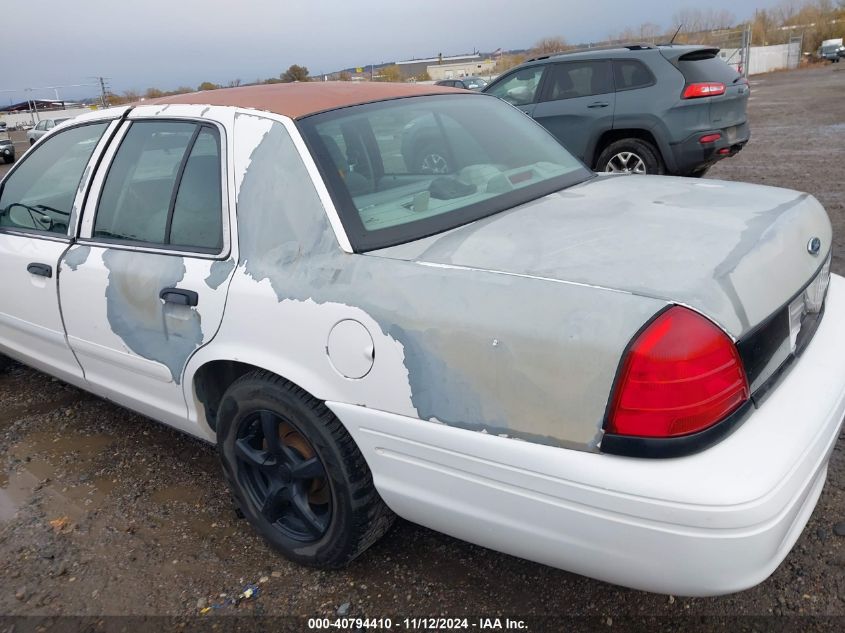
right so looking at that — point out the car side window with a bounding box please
[486,66,545,106]
[613,59,655,90]
[93,120,223,252]
[543,61,613,101]
[169,128,223,250]
[36,121,47,131]
[0,122,109,235]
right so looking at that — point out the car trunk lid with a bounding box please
[370,174,832,339]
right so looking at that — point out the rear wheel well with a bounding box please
[193,360,265,431]
[592,129,663,168]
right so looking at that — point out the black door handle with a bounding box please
[159,288,199,307]
[588,102,610,109]
[27,263,52,278]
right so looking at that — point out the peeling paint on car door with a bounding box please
[57,107,237,433]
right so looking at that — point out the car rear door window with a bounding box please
[486,66,545,106]
[0,122,109,235]
[542,61,613,101]
[613,59,655,90]
[93,121,223,252]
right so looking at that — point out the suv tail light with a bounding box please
[607,307,749,438]
[682,82,726,99]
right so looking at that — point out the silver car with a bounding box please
[0,83,842,596]
[26,117,70,145]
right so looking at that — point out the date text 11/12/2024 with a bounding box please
[307,617,529,630]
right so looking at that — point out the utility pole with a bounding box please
[98,77,109,107]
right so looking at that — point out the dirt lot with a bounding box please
[1,66,844,628]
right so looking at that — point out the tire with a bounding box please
[595,138,665,175]
[414,143,451,174]
[29,139,35,146]
[217,370,394,568]
[0,355,14,372]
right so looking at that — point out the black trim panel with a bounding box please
[601,401,753,459]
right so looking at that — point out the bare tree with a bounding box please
[377,65,402,82]
[531,36,570,56]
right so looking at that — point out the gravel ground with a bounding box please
[0,65,843,629]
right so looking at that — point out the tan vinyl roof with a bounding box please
[148,81,467,119]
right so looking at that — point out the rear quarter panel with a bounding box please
[185,110,668,451]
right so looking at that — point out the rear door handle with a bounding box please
[27,263,52,278]
[159,287,199,307]
[588,102,610,109]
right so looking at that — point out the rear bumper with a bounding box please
[330,274,845,596]
[669,122,750,175]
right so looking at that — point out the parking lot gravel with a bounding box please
[0,65,843,627]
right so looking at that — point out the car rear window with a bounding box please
[674,50,740,84]
[298,93,591,252]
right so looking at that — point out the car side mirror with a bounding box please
[8,204,53,231]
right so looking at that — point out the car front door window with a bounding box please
[0,122,110,235]
[487,67,545,106]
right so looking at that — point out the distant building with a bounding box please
[396,53,484,78]
[426,59,496,80]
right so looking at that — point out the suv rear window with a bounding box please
[674,50,739,84]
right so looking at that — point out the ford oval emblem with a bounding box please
[807,237,821,256]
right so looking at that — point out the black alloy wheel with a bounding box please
[218,371,395,568]
[235,409,331,541]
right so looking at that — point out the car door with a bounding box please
[484,65,547,116]
[59,110,237,433]
[530,60,615,162]
[31,120,48,141]
[0,119,116,382]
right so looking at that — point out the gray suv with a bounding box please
[483,44,749,177]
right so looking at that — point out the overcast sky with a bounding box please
[4,0,782,103]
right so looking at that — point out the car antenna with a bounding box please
[668,23,683,45]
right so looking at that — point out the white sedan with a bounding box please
[0,82,842,596]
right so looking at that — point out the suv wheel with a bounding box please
[217,370,395,568]
[596,139,665,175]
[415,143,451,174]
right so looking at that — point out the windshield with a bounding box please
[298,93,591,251]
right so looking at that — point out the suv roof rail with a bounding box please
[525,43,654,63]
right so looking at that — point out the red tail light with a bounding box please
[607,307,749,438]
[682,82,726,99]
[698,133,722,144]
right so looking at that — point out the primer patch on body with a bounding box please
[204,258,235,290]
[231,115,662,450]
[103,250,203,384]
[63,245,91,272]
